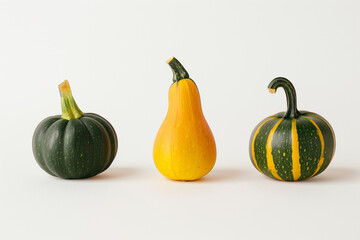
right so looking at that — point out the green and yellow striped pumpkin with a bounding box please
[249,77,335,181]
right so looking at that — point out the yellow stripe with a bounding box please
[251,117,277,173]
[305,117,325,177]
[306,114,335,159]
[291,119,301,181]
[266,118,284,181]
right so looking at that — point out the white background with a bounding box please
[1,0,359,239]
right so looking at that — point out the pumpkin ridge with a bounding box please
[271,119,294,181]
[251,117,277,173]
[33,116,61,176]
[43,119,68,177]
[63,119,95,178]
[62,119,73,178]
[291,119,301,180]
[84,113,118,171]
[41,118,65,176]
[252,118,280,179]
[304,113,335,160]
[81,117,112,175]
[266,118,284,181]
[303,116,325,178]
[75,118,95,177]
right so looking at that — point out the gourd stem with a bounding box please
[268,77,301,118]
[167,57,190,83]
[59,80,84,120]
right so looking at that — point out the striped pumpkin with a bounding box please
[249,77,335,181]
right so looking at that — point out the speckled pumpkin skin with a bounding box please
[250,111,335,181]
[32,113,117,179]
[250,77,336,181]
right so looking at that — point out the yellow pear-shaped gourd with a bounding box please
[153,57,216,181]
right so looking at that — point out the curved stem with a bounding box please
[268,77,301,118]
[167,57,190,83]
[59,80,84,120]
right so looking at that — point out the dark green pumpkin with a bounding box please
[32,81,118,179]
[249,77,335,181]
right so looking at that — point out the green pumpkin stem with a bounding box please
[59,80,84,120]
[167,57,190,83]
[268,77,301,118]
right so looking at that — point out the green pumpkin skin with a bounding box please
[249,78,335,181]
[32,81,118,179]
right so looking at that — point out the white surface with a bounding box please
[1,0,360,239]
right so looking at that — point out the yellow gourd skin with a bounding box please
[153,77,216,181]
